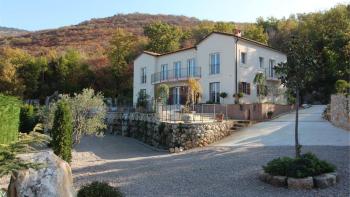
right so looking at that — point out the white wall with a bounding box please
[133,33,288,105]
[236,39,287,104]
[197,34,236,104]
[133,53,157,104]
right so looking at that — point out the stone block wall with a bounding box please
[330,94,350,130]
[107,112,236,150]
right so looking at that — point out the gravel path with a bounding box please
[72,135,350,197]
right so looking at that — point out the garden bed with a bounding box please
[259,153,338,189]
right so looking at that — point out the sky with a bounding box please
[0,0,348,31]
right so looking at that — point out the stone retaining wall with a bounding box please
[330,94,350,130]
[107,112,236,151]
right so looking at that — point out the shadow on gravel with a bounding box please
[72,142,350,197]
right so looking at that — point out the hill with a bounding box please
[0,13,248,56]
[0,26,29,38]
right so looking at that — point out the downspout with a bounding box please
[235,37,239,95]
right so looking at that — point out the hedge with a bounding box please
[0,94,21,144]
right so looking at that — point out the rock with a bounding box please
[169,148,175,153]
[7,151,75,197]
[258,170,272,183]
[174,147,180,153]
[314,173,337,188]
[270,176,287,187]
[179,147,184,152]
[287,177,314,189]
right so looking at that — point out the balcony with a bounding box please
[264,68,279,81]
[151,67,201,84]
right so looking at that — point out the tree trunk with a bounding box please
[295,88,301,158]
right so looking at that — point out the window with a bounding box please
[241,52,247,64]
[209,82,220,103]
[210,53,220,74]
[187,58,195,77]
[174,61,181,78]
[269,59,276,77]
[161,64,168,80]
[140,89,146,96]
[259,57,264,68]
[239,82,251,95]
[141,67,147,84]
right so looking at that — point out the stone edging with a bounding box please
[259,170,338,189]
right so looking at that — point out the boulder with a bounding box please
[313,173,337,189]
[270,176,287,187]
[7,151,75,197]
[287,177,314,189]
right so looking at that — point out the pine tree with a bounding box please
[51,100,73,162]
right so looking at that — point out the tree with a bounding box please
[19,104,36,133]
[253,73,267,103]
[144,21,183,53]
[243,25,268,44]
[107,29,135,99]
[275,36,315,158]
[335,80,350,94]
[51,100,73,162]
[41,88,107,145]
[156,84,169,104]
[187,78,202,106]
[219,92,228,103]
[136,90,150,110]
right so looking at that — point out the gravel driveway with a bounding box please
[72,136,350,197]
[72,105,350,196]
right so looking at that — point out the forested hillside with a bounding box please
[0,5,348,104]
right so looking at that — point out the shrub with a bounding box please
[77,182,123,197]
[40,88,106,145]
[51,100,73,163]
[0,94,20,144]
[219,92,228,99]
[263,152,335,178]
[335,79,350,94]
[19,104,37,133]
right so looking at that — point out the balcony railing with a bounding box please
[151,67,201,84]
[264,67,279,81]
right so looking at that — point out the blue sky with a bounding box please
[0,0,347,31]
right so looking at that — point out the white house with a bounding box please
[133,31,287,106]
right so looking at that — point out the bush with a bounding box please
[19,104,37,133]
[335,79,350,94]
[77,182,123,197]
[263,152,336,178]
[0,94,20,144]
[51,100,73,163]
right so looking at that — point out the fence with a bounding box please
[107,103,295,123]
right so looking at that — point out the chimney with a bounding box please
[234,29,241,37]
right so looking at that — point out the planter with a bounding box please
[181,113,193,123]
[215,113,224,122]
[259,170,338,189]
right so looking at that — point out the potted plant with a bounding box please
[219,92,228,103]
[233,92,244,104]
[267,111,273,119]
[181,105,193,123]
[215,112,224,122]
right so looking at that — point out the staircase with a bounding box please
[229,120,254,132]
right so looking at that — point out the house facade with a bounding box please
[133,31,287,106]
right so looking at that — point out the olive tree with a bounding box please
[40,88,107,145]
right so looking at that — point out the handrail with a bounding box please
[151,67,201,84]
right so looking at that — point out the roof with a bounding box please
[138,31,286,58]
[200,31,286,55]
